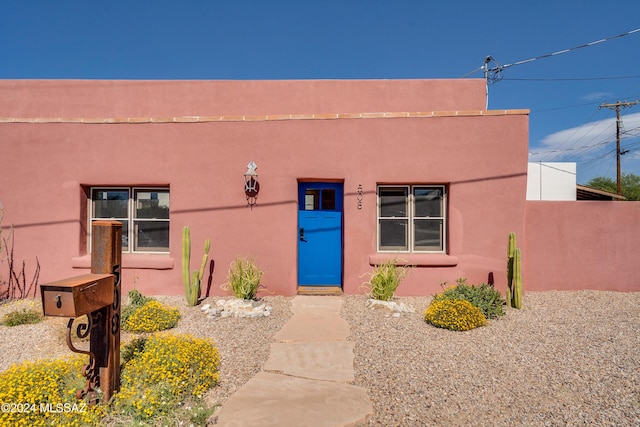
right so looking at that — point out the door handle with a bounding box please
[299,228,306,242]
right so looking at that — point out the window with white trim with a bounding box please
[377,185,446,252]
[90,187,170,253]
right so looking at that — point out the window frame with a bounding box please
[377,184,447,253]
[89,186,170,254]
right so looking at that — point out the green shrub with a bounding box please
[222,257,264,300]
[128,289,154,306]
[424,299,487,331]
[121,289,155,327]
[120,337,147,365]
[123,300,180,333]
[3,308,43,326]
[361,259,410,301]
[434,278,505,319]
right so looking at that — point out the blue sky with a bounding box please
[2,0,640,184]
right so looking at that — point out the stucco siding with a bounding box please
[1,79,531,297]
[524,201,640,292]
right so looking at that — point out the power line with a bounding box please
[461,27,640,83]
[529,139,612,156]
[504,75,640,82]
[539,109,608,162]
[532,101,607,114]
[537,162,576,175]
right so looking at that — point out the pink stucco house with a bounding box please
[1,79,638,297]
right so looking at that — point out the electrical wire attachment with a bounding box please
[483,56,503,85]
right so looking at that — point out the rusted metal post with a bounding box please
[90,220,122,402]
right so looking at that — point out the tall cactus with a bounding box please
[512,248,523,309]
[506,232,523,309]
[182,226,210,307]
[506,232,516,307]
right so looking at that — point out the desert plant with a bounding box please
[507,232,523,309]
[182,226,210,306]
[222,256,264,300]
[111,333,220,422]
[434,278,505,319]
[1,334,220,426]
[128,288,153,306]
[123,300,181,333]
[120,337,148,365]
[0,207,40,301]
[121,289,155,327]
[361,259,410,301]
[0,355,105,427]
[3,307,43,326]
[424,299,487,331]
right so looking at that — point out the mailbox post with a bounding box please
[40,221,122,404]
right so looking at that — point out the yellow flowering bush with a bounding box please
[112,333,221,421]
[123,300,180,333]
[0,333,220,426]
[0,356,104,427]
[424,299,487,331]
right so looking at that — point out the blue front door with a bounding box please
[297,182,343,287]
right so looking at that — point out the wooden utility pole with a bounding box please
[599,100,639,195]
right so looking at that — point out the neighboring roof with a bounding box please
[576,185,627,201]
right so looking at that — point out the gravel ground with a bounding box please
[2,291,640,426]
[0,295,293,413]
[342,291,640,426]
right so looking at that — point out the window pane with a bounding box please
[305,190,319,210]
[321,189,336,210]
[379,219,408,250]
[92,189,128,218]
[121,220,130,250]
[136,190,170,219]
[414,219,443,251]
[380,188,408,217]
[414,187,443,218]
[134,221,169,252]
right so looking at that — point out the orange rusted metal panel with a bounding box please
[41,274,114,317]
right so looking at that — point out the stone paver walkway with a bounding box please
[213,296,372,426]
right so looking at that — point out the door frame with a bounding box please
[297,180,344,288]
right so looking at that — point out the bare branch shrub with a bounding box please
[0,206,41,301]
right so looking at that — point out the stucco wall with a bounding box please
[0,79,487,117]
[524,201,640,292]
[0,79,529,297]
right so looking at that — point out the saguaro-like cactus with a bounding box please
[512,248,523,309]
[182,226,210,307]
[506,232,523,309]
[506,232,515,306]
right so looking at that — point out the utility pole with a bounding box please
[599,100,639,195]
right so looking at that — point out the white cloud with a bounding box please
[581,91,612,101]
[530,112,640,162]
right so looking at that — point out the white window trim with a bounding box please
[377,184,447,254]
[89,187,170,254]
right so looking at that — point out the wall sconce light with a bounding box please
[244,160,259,208]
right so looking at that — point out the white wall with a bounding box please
[526,162,576,200]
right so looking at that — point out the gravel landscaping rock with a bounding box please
[2,291,640,426]
[342,291,640,426]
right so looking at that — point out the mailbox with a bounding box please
[41,274,115,317]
